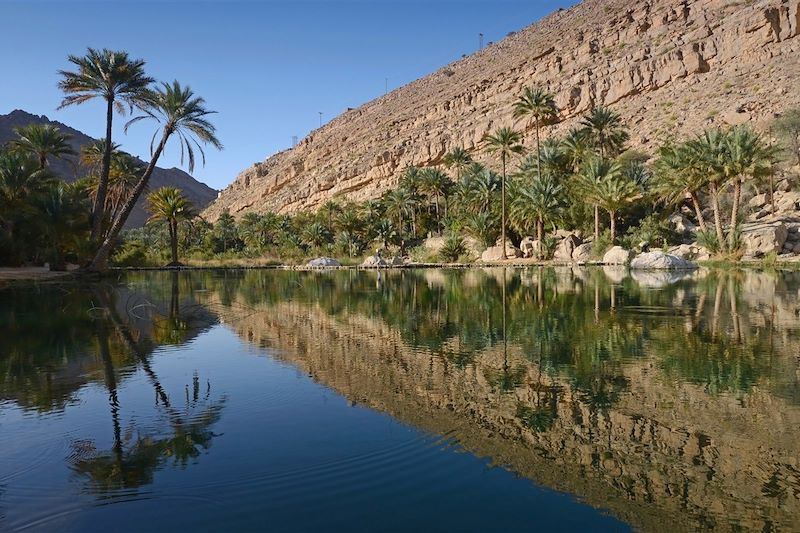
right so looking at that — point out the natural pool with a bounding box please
[1,268,799,532]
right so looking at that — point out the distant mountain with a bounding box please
[0,109,217,227]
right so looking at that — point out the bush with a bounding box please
[438,235,467,262]
[621,213,676,251]
[590,230,614,259]
[696,229,723,254]
[112,241,151,267]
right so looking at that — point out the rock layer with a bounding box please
[205,0,800,220]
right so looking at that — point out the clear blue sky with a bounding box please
[1,0,574,190]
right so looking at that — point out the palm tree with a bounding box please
[80,139,121,174]
[147,187,195,265]
[653,142,708,232]
[509,175,563,258]
[576,158,623,242]
[320,200,341,233]
[442,146,472,181]
[373,220,396,250]
[36,183,89,270]
[688,128,729,248]
[58,48,154,241]
[87,81,222,271]
[383,188,415,249]
[484,127,525,259]
[10,124,76,170]
[419,167,452,233]
[458,167,499,215]
[723,126,777,250]
[513,87,558,176]
[578,159,639,242]
[561,128,590,172]
[302,221,330,248]
[580,107,629,158]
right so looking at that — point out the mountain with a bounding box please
[0,109,217,227]
[204,0,800,221]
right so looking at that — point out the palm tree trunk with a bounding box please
[501,154,507,260]
[91,97,115,243]
[170,220,178,264]
[594,205,600,242]
[609,210,616,243]
[728,177,742,252]
[689,192,707,232]
[536,217,544,260]
[39,154,47,170]
[709,182,725,249]
[87,128,170,271]
[535,116,541,178]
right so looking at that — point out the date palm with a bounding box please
[383,188,415,248]
[10,124,76,170]
[419,167,452,233]
[576,158,624,242]
[58,48,154,241]
[580,107,629,158]
[442,146,472,181]
[722,126,777,250]
[687,129,729,248]
[484,127,524,259]
[509,175,563,258]
[80,139,121,174]
[653,142,708,232]
[577,158,639,243]
[302,221,330,248]
[513,87,558,176]
[88,81,222,271]
[147,187,195,265]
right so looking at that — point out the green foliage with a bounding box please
[438,235,467,262]
[621,214,675,250]
[591,230,614,259]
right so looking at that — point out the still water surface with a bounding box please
[1,268,799,531]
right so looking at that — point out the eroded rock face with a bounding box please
[204,0,800,220]
[631,251,698,270]
[554,234,582,261]
[741,222,789,256]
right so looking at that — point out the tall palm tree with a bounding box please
[442,146,472,181]
[10,124,76,170]
[87,81,222,271]
[513,87,558,176]
[723,126,777,250]
[591,168,641,243]
[320,200,341,233]
[576,158,624,242]
[580,107,629,243]
[58,48,154,241]
[561,128,590,172]
[458,168,500,215]
[509,175,563,258]
[688,128,729,247]
[484,127,525,259]
[383,188,415,249]
[147,187,195,265]
[419,167,452,233]
[653,142,709,232]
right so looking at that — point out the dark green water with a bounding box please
[1,268,799,532]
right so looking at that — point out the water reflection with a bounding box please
[1,267,800,531]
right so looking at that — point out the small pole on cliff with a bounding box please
[479,33,484,50]
[318,111,323,128]
[292,135,298,148]
[385,77,388,95]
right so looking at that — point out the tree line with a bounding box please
[0,48,221,270]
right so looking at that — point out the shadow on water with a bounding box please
[2,267,800,531]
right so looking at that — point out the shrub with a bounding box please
[112,241,151,267]
[590,230,614,259]
[438,235,467,263]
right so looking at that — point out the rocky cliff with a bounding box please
[0,109,217,227]
[205,0,800,220]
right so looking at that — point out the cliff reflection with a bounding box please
[201,267,800,532]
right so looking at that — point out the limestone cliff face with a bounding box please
[205,0,800,220]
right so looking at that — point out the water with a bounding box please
[1,268,799,532]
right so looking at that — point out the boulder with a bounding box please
[306,257,341,267]
[389,255,405,266]
[481,243,522,262]
[668,244,709,261]
[747,193,768,210]
[740,223,788,257]
[668,213,697,237]
[630,251,698,270]
[554,234,582,261]
[572,243,593,262]
[519,237,540,258]
[362,255,388,267]
[602,246,633,265]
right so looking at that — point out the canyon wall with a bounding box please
[205,0,800,220]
